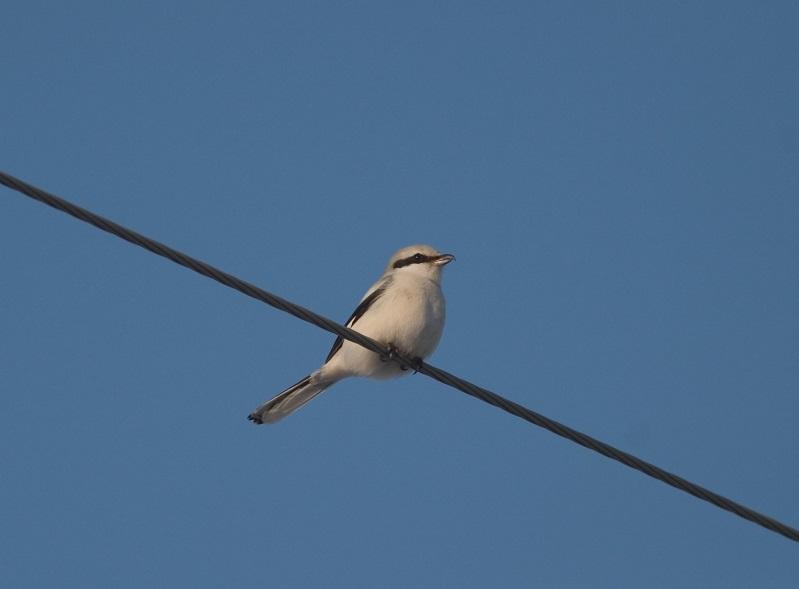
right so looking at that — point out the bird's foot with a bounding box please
[380,343,400,364]
[380,344,422,373]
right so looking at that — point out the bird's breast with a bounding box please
[364,277,445,358]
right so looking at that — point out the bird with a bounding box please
[248,244,455,424]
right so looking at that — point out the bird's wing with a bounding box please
[324,276,391,363]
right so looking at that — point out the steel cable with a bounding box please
[2,170,797,543]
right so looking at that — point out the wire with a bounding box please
[2,169,798,544]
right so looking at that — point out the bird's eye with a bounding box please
[413,253,424,262]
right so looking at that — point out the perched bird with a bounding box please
[248,244,455,424]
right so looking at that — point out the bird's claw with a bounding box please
[380,344,422,373]
[379,343,400,363]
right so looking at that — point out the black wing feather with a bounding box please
[324,279,389,363]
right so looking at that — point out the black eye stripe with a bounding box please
[392,253,431,269]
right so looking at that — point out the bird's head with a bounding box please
[386,244,455,282]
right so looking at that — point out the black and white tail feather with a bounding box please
[248,374,323,424]
[247,244,454,425]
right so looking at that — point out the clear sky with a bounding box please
[2,2,798,587]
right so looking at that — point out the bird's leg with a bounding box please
[381,343,414,371]
[380,343,399,364]
[379,344,424,373]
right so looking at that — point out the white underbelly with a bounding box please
[328,278,445,379]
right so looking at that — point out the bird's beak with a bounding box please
[434,253,455,266]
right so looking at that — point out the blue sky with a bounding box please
[2,2,798,587]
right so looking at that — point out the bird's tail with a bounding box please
[248,373,329,424]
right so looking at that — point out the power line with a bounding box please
[2,169,797,544]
